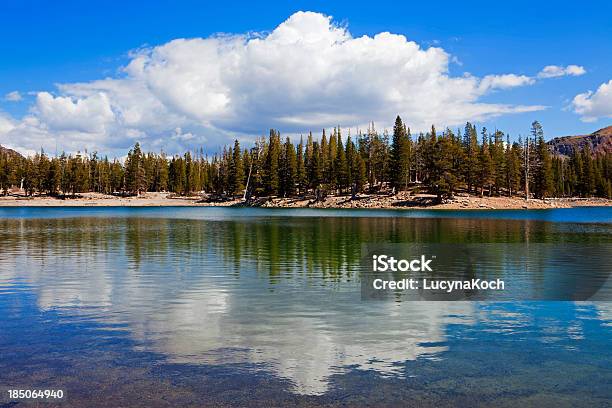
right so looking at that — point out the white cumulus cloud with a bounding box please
[4,91,23,102]
[538,64,586,79]
[34,91,115,133]
[572,79,612,122]
[1,11,561,156]
[478,74,535,92]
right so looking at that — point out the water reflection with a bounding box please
[0,210,611,397]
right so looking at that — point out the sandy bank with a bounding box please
[0,192,220,207]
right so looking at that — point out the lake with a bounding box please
[0,207,611,407]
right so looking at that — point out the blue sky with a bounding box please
[1,0,611,155]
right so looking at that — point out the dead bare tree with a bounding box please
[243,137,264,201]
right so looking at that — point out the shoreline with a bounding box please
[0,191,610,210]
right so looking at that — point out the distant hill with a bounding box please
[0,145,24,160]
[547,126,612,157]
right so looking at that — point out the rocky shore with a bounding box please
[0,191,610,209]
[256,192,611,210]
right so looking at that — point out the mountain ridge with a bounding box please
[547,126,612,157]
[0,145,24,159]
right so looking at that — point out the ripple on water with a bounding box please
[0,208,610,403]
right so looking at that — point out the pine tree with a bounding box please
[403,125,412,189]
[35,151,50,195]
[125,142,146,195]
[320,129,329,186]
[345,134,354,193]
[334,128,348,193]
[157,154,169,192]
[169,155,186,194]
[463,123,479,193]
[58,153,72,195]
[23,158,36,196]
[328,128,338,188]
[47,157,61,195]
[478,128,494,196]
[73,153,90,193]
[355,153,366,195]
[582,145,595,196]
[244,137,265,199]
[309,141,322,192]
[0,153,8,195]
[532,121,553,198]
[184,151,195,194]
[390,115,410,191]
[492,130,505,194]
[280,137,297,197]
[506,138,521,197]
[345,134,367,197]
[427,130,460,201]
[304,132,314,190]
[421,125,437,190]
[296,137,306,195]
[240,148,250,197]
[263,129,281,195]
[229,139,245,197]
[363,122,389,190]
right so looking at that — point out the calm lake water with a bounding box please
[0,207,611,407]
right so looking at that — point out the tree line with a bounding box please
[1,117,610,200]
